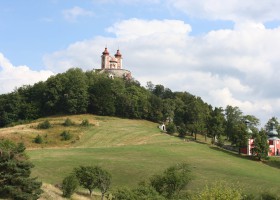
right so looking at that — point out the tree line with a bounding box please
[0,68,279,150]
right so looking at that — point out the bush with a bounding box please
[150,163,191,199]
[192,181,242,200]
[80,119,90,126]
[37,120,51,129]
[166,123,177,134]
[34,135,43,144]
[62,174,79,198]
[60,131,72,141]
[63,118,75,126]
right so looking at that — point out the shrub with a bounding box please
[192,181,242,200]
[37,120,51,129]
[62,174,79,198]
[60,131,72,141]
[150,163,191,199]
[80,119,90,126]
[63,118,75,126]
[34,135,43,144]
[166,123,176,134]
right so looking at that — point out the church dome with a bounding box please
[115,49,122,57]
[268,121,279,139]
[102,47,109,55]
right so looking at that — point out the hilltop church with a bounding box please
[98,47,132,80]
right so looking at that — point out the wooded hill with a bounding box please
[0,68,270,146]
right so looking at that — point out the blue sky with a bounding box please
[1,0,280,126]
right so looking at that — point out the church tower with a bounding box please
[101,47,110,69]
[114,49,122,69]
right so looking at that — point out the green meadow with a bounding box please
[2,114,280,195]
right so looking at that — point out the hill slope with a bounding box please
[1,114,280,196]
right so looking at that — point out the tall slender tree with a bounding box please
[0,140,42,200]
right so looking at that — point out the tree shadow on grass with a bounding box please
[262,158,280,169]
[209,146,256,162]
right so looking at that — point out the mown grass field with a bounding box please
[1,114,280,196]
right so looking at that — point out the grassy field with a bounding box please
[1,114,280,197]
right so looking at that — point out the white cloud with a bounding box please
[0,53,54,94]
[168,0,280,23]
[62,6,93,22]
[43,18,280,126]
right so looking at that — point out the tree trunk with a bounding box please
[89,189,92,197]
[101,193,104,200]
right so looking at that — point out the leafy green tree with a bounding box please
[0,140,42,200]
[148,94,163,122]
[112,187,137,200]
[62,174,79,198]
[153,84,165,98]
[225,105,243,143]
[243,115,260,134]
[166,123,177,134]
[43,73,66,115]
[96,167,112,200]
[232,122,248,154]
[150,163,192,199]
[251,129,269,160]
[185,97,209,140]
[75,165,111,198]
[208,107,225,142]
[62,68,89,114]
[265,117,280,134]
[132,182,164,200]
[89,77,116,115]
[112,183,164,200]
[75,166,98,196]
[177,123,187,138]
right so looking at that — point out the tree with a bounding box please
[112,187,137,200]
[62,68,89,114]
[265,117,280,134]
[62,174,79,198]
[0,140,42,200]
[96,167,112,200]
[75,166,98,196]
[75,165,111,198]
[251,129,269,160]
[232,122,248,154]
[150,163,192,199]
[89,77,116,116]
[208,107,225,143]
[225,105,243,143]
[132,182,164,200]
[166,123,177,134]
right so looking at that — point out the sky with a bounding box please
[1,0,280,127]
